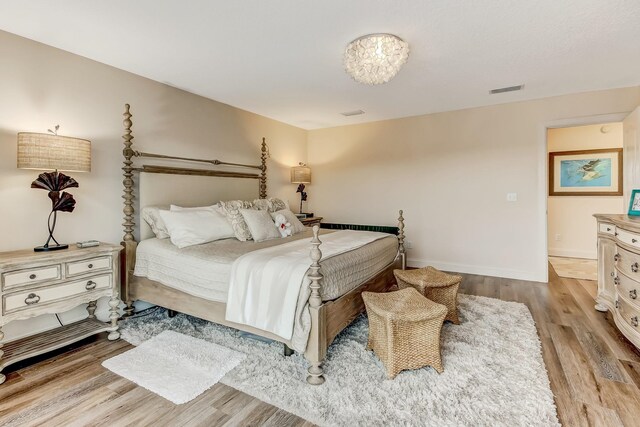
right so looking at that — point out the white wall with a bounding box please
[0,31,307,341]
[547,123,624,259]
[307,87,640,282]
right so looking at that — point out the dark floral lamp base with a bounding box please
[31,171,78,252]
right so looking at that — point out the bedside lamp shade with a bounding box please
[291,164,311,184]
[17,132,91,173]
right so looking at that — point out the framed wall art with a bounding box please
[549,148,623,196]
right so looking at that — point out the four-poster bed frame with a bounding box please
[118,104,406,384]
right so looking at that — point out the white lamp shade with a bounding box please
[17,132,91,173]
[291,165,311,184]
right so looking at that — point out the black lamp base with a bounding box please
[34,244,69,252]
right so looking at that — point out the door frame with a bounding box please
[538,112,629,283]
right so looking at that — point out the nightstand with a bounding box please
[0,243,122,385]
[301,216,323,227]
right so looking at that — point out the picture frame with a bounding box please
[629,190,640,216]
[549,148,623,196]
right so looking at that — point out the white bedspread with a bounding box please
[225,230,389,341]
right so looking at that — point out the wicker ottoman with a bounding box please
[362,288,447,378]
[394,266,462,324]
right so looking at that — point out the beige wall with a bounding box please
[307,87,640,281]
[0,31,307,341]
[547,123,624,259]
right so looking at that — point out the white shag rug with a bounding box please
[119,294,560,426]
[102,330,245,404]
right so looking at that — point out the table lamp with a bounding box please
[291,163,311,214]
[17,128,91,251]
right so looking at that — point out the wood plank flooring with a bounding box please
[1,265,639,426]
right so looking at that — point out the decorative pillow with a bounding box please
[271,209,306,234]
[218,200,254,241]
[159,208,235,249]
[142,206,170,239]
[252,197,288,213]
[239,208,281,242]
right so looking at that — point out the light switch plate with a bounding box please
[506,193,518,202]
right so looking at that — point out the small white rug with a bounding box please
[102,330,245,404]
[119,295,560,426]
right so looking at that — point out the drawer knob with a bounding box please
[632,316,639,327]
[633,239,638,244]
[630,289,638,300]
[29,274,36,280]
[616,232,620,236]
[85,280,97,291]
[24,293,41,305]
[614,254,621,262]
[632,262,639,273]
[616,300,620,309]
[87,263,94,269]
[614,276,620,285]
[607,227,612,231]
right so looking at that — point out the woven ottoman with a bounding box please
[394,266,462,324]
[362,288,447,378]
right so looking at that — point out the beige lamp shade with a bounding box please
[291,164,311,184]
[17,132,91,173]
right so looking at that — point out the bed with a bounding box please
[118,104,406,384]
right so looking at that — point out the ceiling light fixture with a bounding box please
[344,33,409,85]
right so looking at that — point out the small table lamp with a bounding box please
[291,163,311,214]
[17,130,91,252]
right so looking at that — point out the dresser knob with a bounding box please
[614,254,621,262]
[632,316,639,327]
[24,293,41,305]
[633,239,638,244]
[611,272,615,277]
[85,280,97,291]
[614,276,620,285]
[87,263,94,269]
[615,232,619,236]
[607,227,612,231]
[616,300,620,309]
[630,289,638,300]
[632,263,639,273]
[29,274,36,280]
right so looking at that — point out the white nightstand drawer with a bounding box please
[2,265,61,290]
[599,222,616,236]
[3,274,111,314]
[66,256,111,276]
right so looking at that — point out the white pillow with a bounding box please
[170,204,222,213]
[142,206,170,239]
[159,208,235,248]
[239,208,281,242]
[271,209,306,234]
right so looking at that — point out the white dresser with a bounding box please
[595,214,640,348]
[0,243,122,384]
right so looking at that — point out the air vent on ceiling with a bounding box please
[490,84,524,94]
[341,110,365,116]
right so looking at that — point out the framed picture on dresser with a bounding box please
[628,189,640,216]
[549,148,623,196]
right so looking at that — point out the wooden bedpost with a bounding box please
[259,138,267,199]
[121,104,137,318]
[398,210,406,270]
[305,225,326,385]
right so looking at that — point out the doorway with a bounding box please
[547,122,624,281]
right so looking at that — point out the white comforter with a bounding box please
[225,230,390,342]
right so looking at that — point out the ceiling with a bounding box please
[1,0,639,129]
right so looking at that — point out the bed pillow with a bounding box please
[271,209,307,234]
[239,208,281,242]
[158,208,235,249]
[218,200,254,241]
[142,206,170,239]
[170,204,222,214]
[252,197,288,213]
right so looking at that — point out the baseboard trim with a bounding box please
[407,258,545,282]
[548,248,596,260]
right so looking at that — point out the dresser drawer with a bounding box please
[66,256,111,277]
[2,265,62,290]
[615,270,640,309]
[617,228,640,250]
[3,274,112,314]
[599,222,616,236]
[615,246,640,280]
[616,296,640,332]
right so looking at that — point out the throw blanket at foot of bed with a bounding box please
[225,230,390,343]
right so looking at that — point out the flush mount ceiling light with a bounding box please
[344,33,410,85]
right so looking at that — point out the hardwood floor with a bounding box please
[1,266,639,426]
